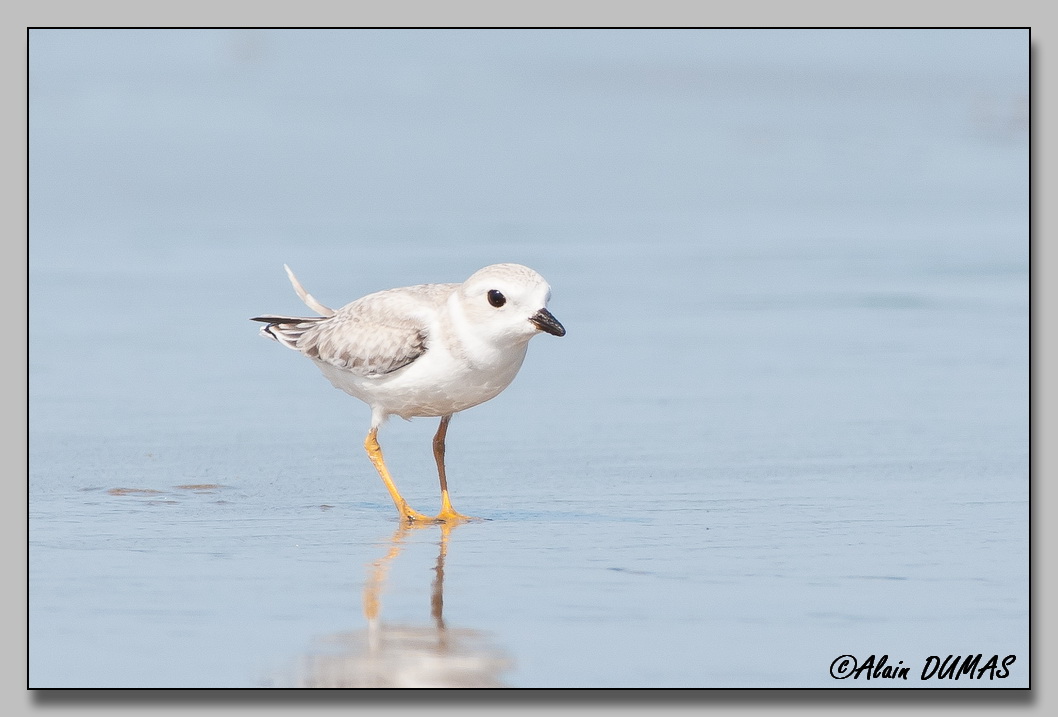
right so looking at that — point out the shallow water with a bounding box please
[29,29,1028,688]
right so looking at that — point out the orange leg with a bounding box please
[364,428,431,523]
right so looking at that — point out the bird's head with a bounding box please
[456,263,565,345]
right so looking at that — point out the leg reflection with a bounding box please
[294,522,511,688]
[431,522,448,633]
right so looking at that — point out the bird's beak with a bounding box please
[529,308,566,337]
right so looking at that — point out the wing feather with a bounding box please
[253,281,456,378]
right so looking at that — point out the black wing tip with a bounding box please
[250,314,316,324]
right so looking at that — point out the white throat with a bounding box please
[445,292,529,371]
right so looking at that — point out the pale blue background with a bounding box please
[29,29,1028,688]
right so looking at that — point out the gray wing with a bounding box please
[257,284,455,378]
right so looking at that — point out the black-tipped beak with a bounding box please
[530,308,566,337]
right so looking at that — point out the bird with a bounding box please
[252,263,565,523]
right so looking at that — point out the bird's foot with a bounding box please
[433,509,482,524]
[397,506,481,524]
[398,504,434,523]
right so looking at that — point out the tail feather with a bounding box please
[250,314,324,349]
[251,265,334,351]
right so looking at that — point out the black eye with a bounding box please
[487,290,506,308]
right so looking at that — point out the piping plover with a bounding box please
[252,263,565,523]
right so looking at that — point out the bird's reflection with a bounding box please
[293,522,512,688]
